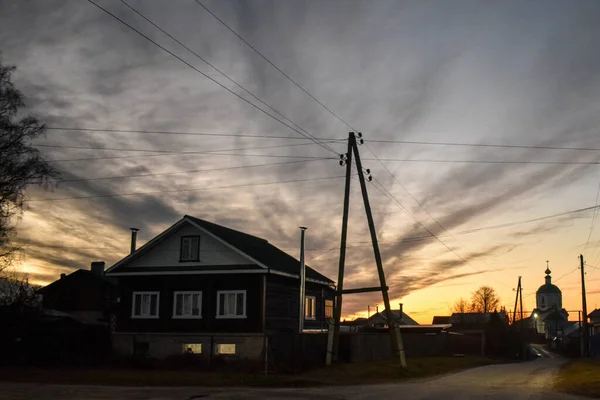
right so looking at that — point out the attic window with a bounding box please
[541,296,545,306]
[180,236,200,261]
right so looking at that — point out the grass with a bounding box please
[0,356,501,387]
[554,359,600,398]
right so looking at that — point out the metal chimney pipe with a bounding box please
[130,228,139,254]
[399,303,403,321]
[299,227,307,333]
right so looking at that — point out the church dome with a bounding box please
[537,283,561,294]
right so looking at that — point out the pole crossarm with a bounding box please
[339,286,389,295]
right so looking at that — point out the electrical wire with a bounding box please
[583,177,600,257]
[35,139,342,154]
[364,141,510,288]
[84,0,337,157]
[46,127,333,140]
[56,159,329,183]
[26,175,345,202]
[118,0,338,156]
[364,138,600,152]
[194,0,356,133]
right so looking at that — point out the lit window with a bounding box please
[181,236,200,261]
[216,344,236,355]
[173,291,202,318]
[325,299,334,319]
[305,296,316,320]
[132,292,159,318]
[182,343,202,354]
[216,291,246,318]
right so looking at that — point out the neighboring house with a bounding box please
[363,306,419,329]
[38,262,117,325]
[588,308,600,335]
[449,311,509,356]
[105,215,335,360]
[432,316,451,325]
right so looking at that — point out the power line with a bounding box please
[363,140,507,287]
[583,176,600,257]
[48,153,334,163]
[365,138,600,152]
[56,159,328,183]
[118,0,338,156]
[369,173,511,288]
[194,0,356,133]
[378,159,600,165]
[46,127,333,140]
[554,266,579,284]
[46,127,600,153]
[84,0,337,156]
[27,175,345,202]
[35,139,342,154]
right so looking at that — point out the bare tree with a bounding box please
[452,297,472,313]
[0,62,59,271]
[0,270,40,307]
[471,285,500,313]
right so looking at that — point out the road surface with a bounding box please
[0,350,587,400]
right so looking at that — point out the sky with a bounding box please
[1,0,600,324]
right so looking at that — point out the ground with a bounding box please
[0,356,497,387]
[0,349,590,399]
[554,357,600,398]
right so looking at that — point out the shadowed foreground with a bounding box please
[0,352,591,400]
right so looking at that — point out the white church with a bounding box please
[530,262,569,338]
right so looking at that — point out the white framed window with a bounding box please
[173,291,202,318]
[182,343,202,354]
[180,236,200,261]
[305,296,316,320]
[216,290,246,318]
[216,344,236,355]
[325,299,334,319]
[132,292,159,318]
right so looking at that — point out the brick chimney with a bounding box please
[91,261,105,277]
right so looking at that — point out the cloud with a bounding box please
[2,0,600,317]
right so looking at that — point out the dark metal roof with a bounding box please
[432,316,452,325]
[38,269,116,294]
[185,216,333,284]
[112,264,264,273]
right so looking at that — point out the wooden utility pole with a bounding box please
[330,134,353,363]
[512,277,520,324]
[329,132,406,368]
[580,254,589,357]
[519,283,524,324]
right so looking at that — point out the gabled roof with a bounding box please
[588,308,600,318]
[368,310,419,326]
[38,270,116,294]
[432,316,451,325]
[107,215,333,284]
[449,311,508,330]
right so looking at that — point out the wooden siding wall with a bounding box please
[116,275,263,333]
[126,223,253,268]
[265,274,335,332]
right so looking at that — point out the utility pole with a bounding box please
[330,134,353,363]
[580,254,589,357]
[329,132,407,368]
[512,277,520,325]
[519,284,524,324]
[298,227,307,333]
